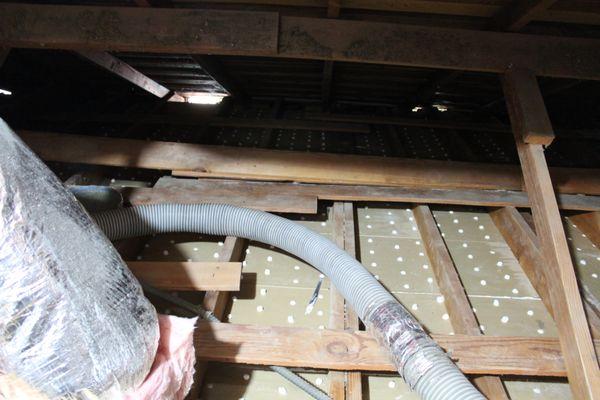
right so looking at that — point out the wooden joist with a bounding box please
[77,51,173,99]
[330,203,346,399]
[2,3,600,80]
[20,131,600,196]
[413,205,509,399]
[503,69,600,399]
[126,261,242,291]
[194,322,600,377]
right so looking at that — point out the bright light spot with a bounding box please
[186,93,226,105]
[433,103,448,112]
[411,106,423,113]
[0,88,11,96]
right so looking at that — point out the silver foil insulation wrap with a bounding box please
[365,300,440,389]
[0,119,159,399]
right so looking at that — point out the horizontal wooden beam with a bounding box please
[126,261,242,291]
[123,180,318,214]
[20,131,600,196]
[195,322,600,377]
[2,3,600,80]
[77,51,172,99]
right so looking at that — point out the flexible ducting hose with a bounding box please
[94,204,484,400]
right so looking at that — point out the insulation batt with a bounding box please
[0,119,159,399]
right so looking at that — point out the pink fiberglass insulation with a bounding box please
[126,315,197,400]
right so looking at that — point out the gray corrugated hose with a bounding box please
[94,203,484,400]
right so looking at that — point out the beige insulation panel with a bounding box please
[137,206,600,400]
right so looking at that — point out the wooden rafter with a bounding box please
[77,51,175,99]
[413,205,509,399]
[503,67,600,399]
[570,212,600,249]
[19,131,600,195]
[190,55,247,101]
[194,321,600,376]
[489,0,560,31]
[2,3,600,80]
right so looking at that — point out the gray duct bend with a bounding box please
[94,204,484,400]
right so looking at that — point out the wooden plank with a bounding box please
[19,131,600,196]
[503,67,555,145]
[490,206,600,339]
[0,4,278,55]
[490,0,559,31]
[195,322,600,377]
[77,51,171,98]
[504,68,600,398]
[122,185,318,214]
[191,55,247,101]
[138,177,600,212]
[570,211,600,249]
[2,4,600,80]
[413,205,509,399]
[126,261,241,291]
[330,202,346,400]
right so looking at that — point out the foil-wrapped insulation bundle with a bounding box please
[0,120,159,399]
[365,301,439,388]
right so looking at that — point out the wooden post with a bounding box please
[330,202,347,399]
[503,67,600,399]
[413,205,509,399]
[190,236,247,398]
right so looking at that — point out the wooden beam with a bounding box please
[490,0,559,31]
[504,70,600,399]
[125,261,242,291]
[413,205,509,399]
[195,322,600,377]
[2,3,600,80]
[490,206,600,339]
[77,51,172,99]
[20,131,600,196]
[503,67,555,145]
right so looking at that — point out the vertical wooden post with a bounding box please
[341,202,362,400]
[330,202,348,399]
[331,202,362,400]
[190,236,247,398]
[503,67,600,399]
[0,48,10,68]
[413,205,509,399]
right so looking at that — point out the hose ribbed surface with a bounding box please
[94,204,483,400]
